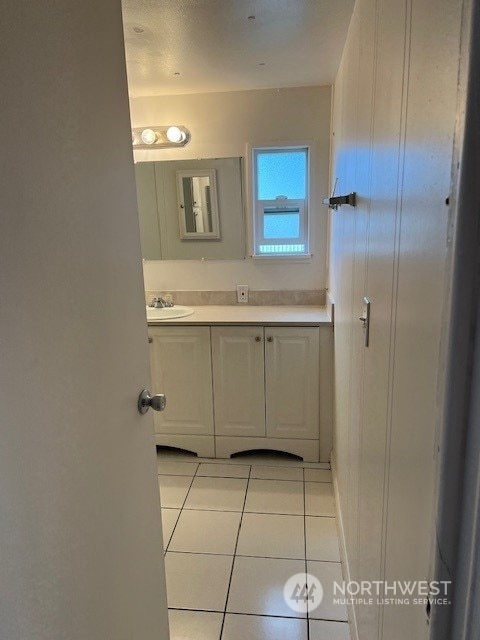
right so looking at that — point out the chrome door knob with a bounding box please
[138,388,167,414]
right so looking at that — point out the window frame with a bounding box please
[251,145,310,258]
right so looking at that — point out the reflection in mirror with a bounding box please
[176,170,220,239]
[134,157,245,261]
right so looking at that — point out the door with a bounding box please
[149,326,214,436]
[0,3,169,639]
[265,327,320,439]
[212,326,266,437]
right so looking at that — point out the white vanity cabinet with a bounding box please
[211,326,266,438]
[211,326,319,440]
[264,327,320,439]
[148,318,332,463]
[148,326,215,457]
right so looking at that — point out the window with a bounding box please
[253,146,309,256]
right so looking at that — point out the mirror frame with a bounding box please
[176,169,220,239]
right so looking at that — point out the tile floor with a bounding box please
[158,450,350,640]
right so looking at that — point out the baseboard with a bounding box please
[215,436,320,462]
[331,452,359,640]
[155,433,215,457]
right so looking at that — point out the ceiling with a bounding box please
[121,0,355,97]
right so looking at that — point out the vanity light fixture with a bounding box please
[166,126,186,143]
[140,128,157,145]
[132,125,190,149]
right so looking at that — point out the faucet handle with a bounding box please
[163,294,174,307]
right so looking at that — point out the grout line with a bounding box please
[303,475,311,640]
[157,453,330,470]
[158,470,332,484]
[163,473,197,554]
[195,475,250,480]
[163,549,343,563]
[158,471,332,484]
[218,464,252,639]
[176,506,335,517]
[168,606,310,620]
[168,605,346,625]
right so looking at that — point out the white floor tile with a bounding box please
[158,475,192,509]
[158,461,199,476]
[244,479,304,515]
[306,517,341,562]
[251,465,304,481]
[305,483,335,517]
[168,609,223,640]
[227,556,306,618]
[222,614,307,640]
[304,469,332,483]
[165,552,233,611]
[169,510,241,555]
[236,513,305,559]
[183,477,248,512]
[197,463,250,478]
[161,508,180,549]
[307,561,348,622]
[309,620,351,640]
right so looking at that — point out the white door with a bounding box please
[265,328,320,439]
[212,326,266,437]
[149,326,214,436]
[0,3,169,639]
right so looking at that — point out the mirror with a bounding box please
[134,157,245,261]
[176,170,220,239]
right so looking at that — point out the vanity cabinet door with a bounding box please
[148,326,214,436]
[211,326,266,437]
[265,327,320,440]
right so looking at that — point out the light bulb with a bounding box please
[141,128,157,145]
[166,126,186,143]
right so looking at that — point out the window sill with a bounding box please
[251,253,313,264]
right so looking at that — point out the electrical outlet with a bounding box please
[236,284,249,304]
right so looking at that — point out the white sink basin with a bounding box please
[146,305,194,321]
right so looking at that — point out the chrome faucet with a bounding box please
[149,296,174,308]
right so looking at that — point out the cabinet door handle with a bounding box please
[255,336,262,342]
[267,336,273,343]
[148,336,153,343]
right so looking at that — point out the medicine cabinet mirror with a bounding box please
[176,169,220,239]
[134,157,245,261]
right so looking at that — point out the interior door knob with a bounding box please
[138,388,167,414]
[255,336,262,342]
[267,336,273,342]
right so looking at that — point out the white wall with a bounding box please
[129,86,331,291]
[329,0,463,639]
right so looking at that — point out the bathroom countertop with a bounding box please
[147,305,332,326]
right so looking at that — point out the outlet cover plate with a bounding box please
[236,284,249,303]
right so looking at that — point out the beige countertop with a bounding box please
[147,305,332,326]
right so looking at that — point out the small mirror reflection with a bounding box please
[177,170,220,239]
